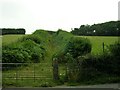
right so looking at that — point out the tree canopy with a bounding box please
[71,21,120,36]
[0,28,26,35]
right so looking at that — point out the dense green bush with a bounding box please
[52,30,74,63]
[54,37,92,82]
[54,37,92,63]
[76,41,120,83]
[55,37,120,83]
[2,32,46,69]
[20,35,41,44]
[2,49,30,63]
[19,35,46,62]
[107,41,120,74]
[65,37,91,58]
[108,41,120,56]
[2,48,31,69]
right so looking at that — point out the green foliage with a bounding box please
[20,35,41,44]
[1,28,25,35]
[2,30,48,68]
[2,48,31,69]
[107,41,120,74]
[65,53,80,82]
[54,36,92,82]
[108,41,120,56]
[65,37,91,58]
[20,40,44,62]
[76,41,120,83]
[2,49,30,63]
[33,29,47,35]
[56,38,119,83]
[33,29,52,40]
[2,29,120,86]
[52,30,73,62]
[71,21,120,36]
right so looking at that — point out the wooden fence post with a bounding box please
[65,63,68,80]
[103,42,105,53]
[16,64,17,83]
[53,58,59,80]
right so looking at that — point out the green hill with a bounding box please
[2,29,73,87]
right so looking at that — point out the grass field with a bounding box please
[2,35,25,45]
[2,33,119,87]
[2,35,119,54]
[77,36,119,54]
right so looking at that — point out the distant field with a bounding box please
[2,35,26,45]
[2,35,119,54]
[77,36,119,54]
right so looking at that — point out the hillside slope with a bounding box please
[2,30,73,87]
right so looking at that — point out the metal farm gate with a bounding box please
[2,63,54,86]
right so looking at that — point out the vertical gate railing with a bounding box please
[2,63,53,86]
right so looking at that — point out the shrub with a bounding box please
[108,41,120,56]
[19,40,45,63]
[107,41,120,75]
[2,49,31,69]
[77,41,120,82]
[3,50,27,63]
[56,37,92,82]
[2,35,46,68]
[20,35,41,44]
[65,37,91,58]
[65,53,80,82]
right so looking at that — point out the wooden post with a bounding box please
[16,64,17,84]
[33,63,35,82]
[53,58,59,80]
[103,42,105,53]
[65,63,68,80]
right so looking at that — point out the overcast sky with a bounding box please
[0,0,119,34]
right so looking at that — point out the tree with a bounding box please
[0,28,26,35]
[71,21,120,36]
